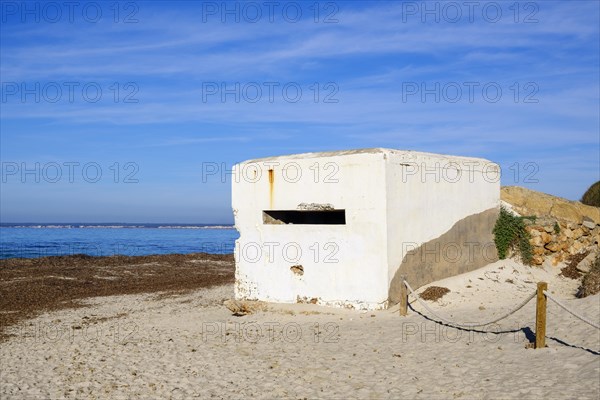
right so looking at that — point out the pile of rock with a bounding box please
[501,186,600,266]
[525,217,598,265]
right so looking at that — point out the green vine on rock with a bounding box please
[493,207,536,265]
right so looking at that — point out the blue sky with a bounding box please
[1,0,599,223]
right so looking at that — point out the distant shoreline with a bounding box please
[0,223,235,229]
[0,251,235,263]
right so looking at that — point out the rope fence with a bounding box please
[400,278,600,349]
[543,290,600,330]
[403,280,536,329]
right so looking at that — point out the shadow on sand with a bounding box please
[406,303,599,356]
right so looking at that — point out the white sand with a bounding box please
[1,259,599,399]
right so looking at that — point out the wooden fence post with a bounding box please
[535,282,547,349]
[399,276,408,316]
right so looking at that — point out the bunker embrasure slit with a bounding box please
[263,210,346,225]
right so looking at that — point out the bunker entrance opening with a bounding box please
[263,210,346,225]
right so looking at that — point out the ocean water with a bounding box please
[0,223,239,260]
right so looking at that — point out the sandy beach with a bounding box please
[1,256,599,399]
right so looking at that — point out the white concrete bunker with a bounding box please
[232,148,500,310]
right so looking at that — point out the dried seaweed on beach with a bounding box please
[223,299,266,316]
[560,251,590,279]
[420,286,450,301]
[0,253,235,340]
[577,254,600,298]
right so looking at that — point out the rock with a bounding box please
[572,228,584,240]
[551,255,562,267]
[577,251,598,273]
[568,241,584,255]
[536,217,557,227]
[576,203,600,224]
[540,232,552,244]
[500,187,600,262]
[577,257,600,298]
[528,228,541,237]
[582,218,596,230]
[563,229,574,238]
[500,186,528,208]
[524,196,554,216]
[551,202,583,223]
[581,225,591,235]
[545,242,561,252]
[530,236,543,247]
[532,255,544,265]
[501,186,600,224]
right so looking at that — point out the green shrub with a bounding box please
[493,207,536,265]
[581,181,600,207]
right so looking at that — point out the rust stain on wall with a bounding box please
[268,169,274,209]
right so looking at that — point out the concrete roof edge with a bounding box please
[239,148,497,165]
